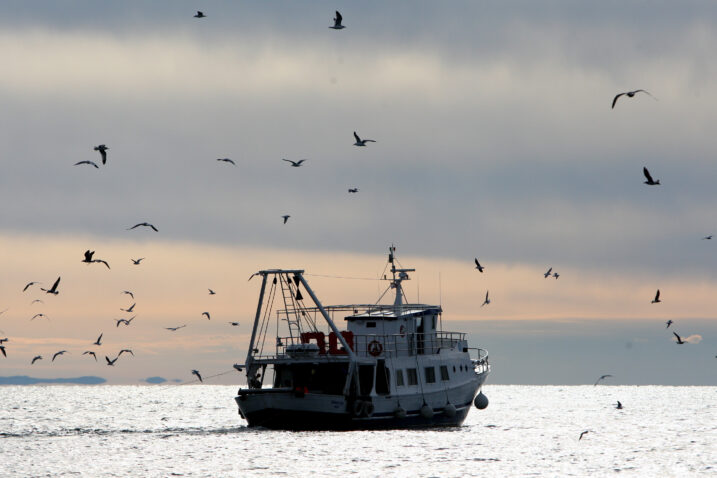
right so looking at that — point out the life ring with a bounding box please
[367,340,383,357]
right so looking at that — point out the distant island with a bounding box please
[144,376,167,384]
[0,376,106,385]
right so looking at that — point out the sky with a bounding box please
[1,1,716,385]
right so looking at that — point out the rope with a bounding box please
[154,368,238,390]
[304,273,380,281]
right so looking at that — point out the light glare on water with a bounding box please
[0,385,714,477]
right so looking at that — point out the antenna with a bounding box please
[438,271,442,307]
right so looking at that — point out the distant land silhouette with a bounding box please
[0,375,106,385]
[144,376,167,384]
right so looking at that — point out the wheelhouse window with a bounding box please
[407,368,418,386]
[366,321,377,328]
[424,366,436,384]
[396,369,405,387]
[440,365,449,381]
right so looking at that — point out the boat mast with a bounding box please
[388,245,415,307]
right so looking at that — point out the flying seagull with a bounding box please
[208,289,216,295]
[23,281,40,292]
[282,158,306,167]
[165,325,186,331]
[118,349,134,357]
[202,312,211,320]
[52,350,68,362]
[666,320,673,329]
[481,290,490,307]
[643,167,660,186]
[703,235,712,240]
[121,303,136,313]
[31,299,44,304]
[31,355,42,364]
[474,258,484,273]
[41,277,61,295]
[673,331,686,345]
[579,430,589,441]
[217,158,235,165]
[192,369,203,382]
[83,351,97,361]
[616,401,623,410]
[544,267,552,278]
[348,188,359,193]
[94,144,109,164]
[594,374,613,386]
[128,222,158,232]
[0,345,6,358]
[122,290,134,299]
[115,317,135,327]
[82,250,110,269]
[105,356,118,366]
[31,313,48,321]
[228,322,240,326]
[131,258,145,265]
[330,10,345,29]
[93,333,103,346]
[282,215,290,224]
[651,289,661,304]
[353,131,376,146]
[194,11,205,18]
[74,160,99,169]
[612,89,655,109]
[553,272,560,279]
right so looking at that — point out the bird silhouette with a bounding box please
[131,258,145,265]
[31,313,48,321]
[474,258,484,273]
[208,289,216,295]
[579,430,589,441]
[666,320,673,329]
[543,267,552,278]
[616,401,623,409]
[192,370,203,382]
[216,158,235,165]
[31,355,42,364]
[228,322,240,326]
[23,281,40,292]
[0,345,6,358]
[643,167,660,186]
[41,277,61,295]
[194,11,205,18]
[74,160,99,169]
[651,289,661,303]
[93,144,109,164]
[105,356,118,366]
[612,89,655,109]
[553,272,560,279]
[83,351,97,361]
[594,374,613,386]
[353,131,376,146]
[329,10,345,29]
[52,350,67,361]
[673,332,686,345]
[128,223,158,232]
[165,325,186,331]
[93,333,103,346]
[122,290,134,299]
[118,349,134,357]
[282,215,290,224]
[82,250,110,269]
[121,303,136,313]
[348,188,359,193]
[202,312,211,320]
[481,290,490,307]
[282,159,306,167]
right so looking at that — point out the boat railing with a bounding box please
[468,348,490,374]
[253,332,467,361]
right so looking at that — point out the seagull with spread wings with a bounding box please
[282,158,306,167]
[83,351,97,361]
[594,374,613,386]
[612,89,655,109]
[474,258,484,273]
[127,223,158,232]
[353,131,376,146]
[52,350,68,362]
[192,369,203,382]
[41,277,61,295]
[651,289,661,304]
[643,167,660,186]
[217,158,235,165]
[329,10,345,29]
[74,160,99,169]
[481,290,490,307]
[93,144,109,164]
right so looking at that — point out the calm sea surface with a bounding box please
[0,385,714,477]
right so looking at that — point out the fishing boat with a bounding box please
[234,247,490,430]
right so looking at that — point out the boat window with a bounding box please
[407,368,418,386]
[366,321,377,328]
[424,366,436,384]
[396,369,405,387]
[440,365,449,381]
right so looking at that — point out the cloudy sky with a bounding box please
[1,1,716,385]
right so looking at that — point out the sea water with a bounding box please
[0,385,714,477]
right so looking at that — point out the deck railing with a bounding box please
[253,331,468,360]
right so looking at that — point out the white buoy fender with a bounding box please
[394,406,407,419]
[443,403,457,417]
[420,404,434,418]
[474,391,489,410]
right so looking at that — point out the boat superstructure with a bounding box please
[235,247,490,430]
